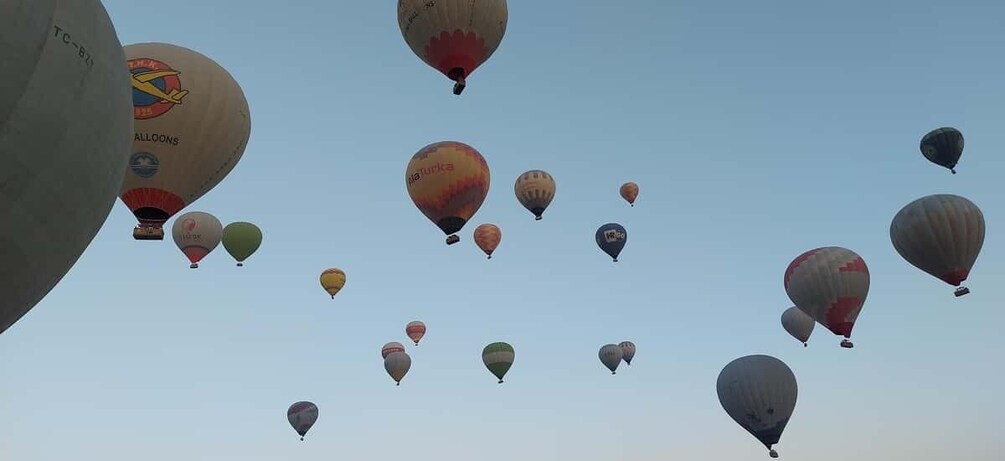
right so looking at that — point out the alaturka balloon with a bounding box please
[0,0,133,335]
[405,141,490,245]
[120,42,251,241]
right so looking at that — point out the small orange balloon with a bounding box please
[473,223,502,259]
[620,182,639,207]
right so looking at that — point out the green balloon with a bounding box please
[222,222,262,266]
[482,342,515,383]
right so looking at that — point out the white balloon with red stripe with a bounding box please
[171,211,222,269]
[406,320,426,345]
[783,246,869,348]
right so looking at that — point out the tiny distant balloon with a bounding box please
[482,342,514,383]
[620,182,639,207]
[595,223,628,262]
[890,194,985,297]
[920,127,964,174]
[784,246,869,348]
[382,342,406,359]
[384,351,412,386]
[319,268,346,299]
[619,341,636,365]
[514,170,556,220]
[473,223,502,259]
[171,211,223,269]
[780,306,814,347]
[406,321,427,345]
[287,401,319,441]
[599,344,623,374]
[222,221,262,266]
[397,0,508,95]
[717,355,797,459]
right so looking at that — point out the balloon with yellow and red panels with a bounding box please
[473,223,502,259]
[620,182,639,207]
[783,246,869,349]
[405,141,491,246]
[397,0,508,95]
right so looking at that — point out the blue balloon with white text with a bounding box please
[595,223,627,262]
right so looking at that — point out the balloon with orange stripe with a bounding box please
[473,223,502,259]
[405,141,491,245]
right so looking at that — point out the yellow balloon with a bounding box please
[319,268,346,299]
[120,42,251,241]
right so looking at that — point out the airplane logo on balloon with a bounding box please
[128,58,190,120]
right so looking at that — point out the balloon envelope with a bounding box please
[120,42,251,239]
[287,401,319,440]
[384,351,412,385]
[222,222,262,266]
[171,211,223,268]
[473,223,502,258]
[780,306,814,346]
[783,246,869,344]
[514,170,556,220]
[619,341,636,365]
[397,0,508,95]
[716,355,797,457]
[920,127,964,174]
[381,342,406,359]
[482,342,514,383]
[595,223,628,262]
[406,321,426,345]
[599,344,623,374]
[620,182,639,206]
[405,141,490,245]
[0,0,132,334]
[319,268,346,299]
[890,194,985,295]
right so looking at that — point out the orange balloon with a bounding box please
[620,182,639,207]
[473,223,502,259]
[405,141,491,245]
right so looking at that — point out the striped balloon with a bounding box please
[473,223,502,259]
[890,194,985,296]
[482,342,514,383]
[920,127,964,174]
[406,321,426,345]
[619,341,636,365]
[783,247,869,348]
[381,342,406,359]
[514,170,556,220]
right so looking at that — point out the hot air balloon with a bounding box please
[620,182,639,207]
[0,0,132,335]
[172,211,223,269]
[222,222,262,267]
[482,342,514,384]
[405,141,490,245]
[717,355,797,459]
[595,223,628,262]
[599,344,623,374]
[780,306,814,347]
[920,127,964,174]
[384,351,412,386]
[406,321,426,345]
[473,223,502,259]
[120,42,251,241]
[397,0,508,95]
[619,341,636,365]
[784,247,869,348]
[287,401,319,441]
[319,268,346,299]
[515,170,556,220]
[382,342,406,359]
[890,194,985,297]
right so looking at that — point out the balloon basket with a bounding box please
[534,216,542,221]
[190,263,198,269]
[133,226,164,240]
[446,234,460,245]
[840,339,854,348]
[954,286,970,297]
[769,449,778,458]
[236,262,244,267]
[452,80,466,95]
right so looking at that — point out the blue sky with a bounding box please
[2,1,1004,459]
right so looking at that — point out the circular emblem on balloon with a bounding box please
[128,57,189,120]
[128,151,160,178]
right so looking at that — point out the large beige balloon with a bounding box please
[0,0,132,334]
[120,42,251,240]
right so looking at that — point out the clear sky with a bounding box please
[2,1,1004,460]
